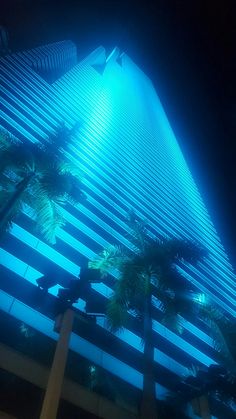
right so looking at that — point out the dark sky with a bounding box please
[1,0,236,267]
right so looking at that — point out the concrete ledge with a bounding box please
[0,343,137,419]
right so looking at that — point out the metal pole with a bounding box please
[40,309,74,419]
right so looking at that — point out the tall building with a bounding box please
[0,41,235,418]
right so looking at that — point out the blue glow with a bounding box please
[0,248,42,282]
[75,131,232,272]
[194,293,207,305]
[179,317,213,348]
[152,320,216,367]
[0,41,235,400]
[176,266,236,317]
[178,264,236,311]
[56,228,96,260]
[79,131,227,255]
[10,223,81,277]
[0,82,53,133]
[66,128,232,277]
[152,296,214,348]
[0,96,47,140]
[59,207,110,249]
[73,298,86,312]
[0,289,15,312]
[154,349,188,376]
[91,283,113,298]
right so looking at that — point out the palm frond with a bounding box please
[46,122,72,153]
[106,296,128,332]
[0,130,84,243]
[0,189,23,234]
[29,193,65,244]
[89,245,126,277]
[0,173,16,193]
[89,213,205,337]
[154,238,205,265]
[45,120,81,154]
[39,161,85,204]
[162,310,184,334]
[0,136,47,177]
[56,172,85,204]
[199,303,236,371]
[185,364,200,379]
[0,130,12,151]
[56,159,82,178]
[126,210,149,251]
[118,260,148,304]
[0,141,28,174]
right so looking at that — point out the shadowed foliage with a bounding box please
[45,121,81,155]
[166,362,236,418]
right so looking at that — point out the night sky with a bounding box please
[1,0,236,268]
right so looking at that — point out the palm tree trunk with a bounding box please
[140,292,157,419]
[0,173,34,229]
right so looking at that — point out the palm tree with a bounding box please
[187,303,236,419]
[197,299,236,372]
[163,296,236,419]
[169,363,236,418]
[0,130,85,244]
[89,214,204,418]
[44,121,81,156]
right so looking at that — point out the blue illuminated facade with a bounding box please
[0,41,235,417]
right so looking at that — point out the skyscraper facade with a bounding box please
[0,41,235,418]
